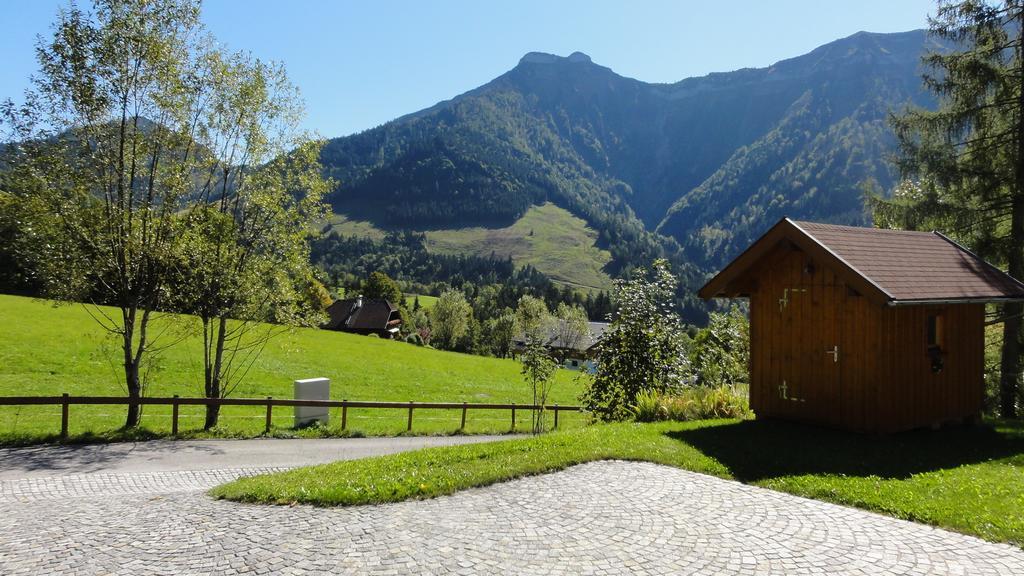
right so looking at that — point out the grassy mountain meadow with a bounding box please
[323,203,614,292]
[319,30,943,317]
[422,203,613,291]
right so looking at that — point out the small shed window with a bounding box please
[926,314,944,348]
[927,314,944,373]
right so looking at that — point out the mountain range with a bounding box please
[321,29,944,309]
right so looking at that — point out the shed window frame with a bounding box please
[926,313,944,349]
[926,312,945,374]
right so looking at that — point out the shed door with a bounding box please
[767,257,809,420]
[772,273,845,426]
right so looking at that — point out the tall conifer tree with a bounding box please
[873,1,1024,417]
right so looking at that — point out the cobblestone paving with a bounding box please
[0,467,290,501]
[1,461,1022,575]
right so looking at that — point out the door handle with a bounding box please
[826,345,839,363]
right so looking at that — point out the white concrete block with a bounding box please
[294,377,330,427]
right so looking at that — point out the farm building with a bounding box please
[512,321,609,371]
[699,218,1024,433]
[324,296,402,338]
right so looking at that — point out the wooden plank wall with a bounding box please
[746,245,984,433]
[749,245,882,431]
[750,246,866,428]
[877,304,984,432]
[838,288,880,432]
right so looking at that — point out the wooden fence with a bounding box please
[0,395,585,438]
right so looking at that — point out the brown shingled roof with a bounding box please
[699,218,1024,304]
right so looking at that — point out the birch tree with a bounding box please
[2,0,209,427]
[169,52,329,429]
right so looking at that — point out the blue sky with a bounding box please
[2,1,936,138]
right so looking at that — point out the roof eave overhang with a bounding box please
[697,218,793,300]
[887,297,1024,307]
[698,217,893,306]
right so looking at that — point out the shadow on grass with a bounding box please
[668,418,1024,482]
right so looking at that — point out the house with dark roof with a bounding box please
[700,218,1024,433]
[512,321,609,371]
[323,296,402,339]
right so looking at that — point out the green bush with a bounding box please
[582,260,689,420]
[689,306,749,389]
[404,332,424,346]
[631,386,751,422]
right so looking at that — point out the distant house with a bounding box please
[513,321,609,371]
[324,296,401,339]
[699,218,1024,433]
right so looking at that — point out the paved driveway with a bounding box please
[0,435,507,479]
[1,443,1022,574]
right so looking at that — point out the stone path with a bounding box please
[1,459,1022,575]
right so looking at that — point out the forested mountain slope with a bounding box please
[320,29,942,311]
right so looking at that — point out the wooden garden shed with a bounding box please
[699,218,1024,433]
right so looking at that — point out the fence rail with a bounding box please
[0,395,584,438]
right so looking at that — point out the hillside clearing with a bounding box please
[322,213,387,240]
[324,203,615,292]
[424,203,614,291]
[405,294,439,310]
[0,295,587,444]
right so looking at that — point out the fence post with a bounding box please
[460,402,467,430]
[341,400,348,431]
[511,402,516,431]
[265,397,273,434]
[407,401,414,432]
[171,395,180,436]
[60,393,69,439]
[554,404,559,429]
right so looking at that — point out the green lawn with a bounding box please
[0,294,587,444]
[212,418,1024,547]
[405,294,438,310]
[423,203,614,291]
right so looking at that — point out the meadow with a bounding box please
[0,295,587,444]
[404,294,439,310]
[424,203,614,291]
[322,203,613,292]
[322,212,387,240]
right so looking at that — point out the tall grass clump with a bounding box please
[632,386,751,422]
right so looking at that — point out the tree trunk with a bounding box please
[122,312,142,429]
[203,399,221,430]
[204,316,229,430]
[999,193,1024,418]
[1005,21,1024,420]
[124,356,142,429]
[1000,307,1022,418]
